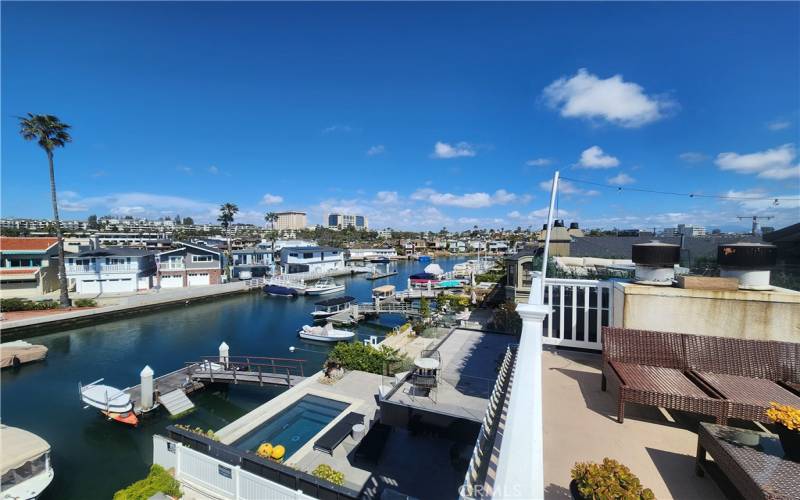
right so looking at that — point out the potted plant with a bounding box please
[766,402,800,461]
[570,458,654,500]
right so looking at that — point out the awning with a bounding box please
[0,268,39,281]
[1,425,50,474]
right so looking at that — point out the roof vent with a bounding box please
[717,242,777,290]
[553,220,565,228]
[569,222,580,230]
[631,241,680,286]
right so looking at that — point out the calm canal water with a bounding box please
[1,257,467,499]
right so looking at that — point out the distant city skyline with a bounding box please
[2,2,798,231]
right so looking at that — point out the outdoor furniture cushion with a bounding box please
[313,412,365,455]
[693,371,800,408]
[611,362,708,397]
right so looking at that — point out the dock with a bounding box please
[124,364,204,415]
[366,271,398,280]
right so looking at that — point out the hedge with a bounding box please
[0,298,58,312]
[113,464,182,500]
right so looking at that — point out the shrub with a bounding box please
[571,458,654,500]
[312,464,345,486]
[113,464,182,500]
[174,424,219,441]
[74,298,97,308]
[0,298,59,312]
[437,294,470,313]
[324,342,408,376]
[489,300,522,334]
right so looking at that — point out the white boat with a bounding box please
[305,278,345,296]
[1,425,54,500]
[311,296,355,319]
[79,379,139,426]
[298,323,355,342]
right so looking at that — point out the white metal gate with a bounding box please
[541,278,612,350]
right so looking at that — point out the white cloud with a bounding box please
[52,192,220,220]
[578,146,620,169]
[607,172,635,186]
[715,143,800,180]
[261,193,284,205]
[375,191,398,204]
[508,208,573,219]
[322,124,353,134]
[430,141,476,159]
[208,165,219,174]
[366,145,386,156]
[177,165,192,174]
[539,179,600,197]
[526,158,552,167]
[767,120,791,131]
[411,188,525,208]
[542,68,675,127]
[679,152,709,163]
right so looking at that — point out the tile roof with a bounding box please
[0,268,40,275]
[0,237,58,252]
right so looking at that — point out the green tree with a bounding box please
[19,113,72,307]
[174,214,182,225]
[264,211,278,231]
[419,297,431,318]
[218,203,239,277]
[183,216,194,225]
[87,214,99,230]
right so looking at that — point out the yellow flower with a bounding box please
[767,402,800,431]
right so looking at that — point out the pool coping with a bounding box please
[215,370,370,466]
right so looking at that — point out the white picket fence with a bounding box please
[540,277,614,351]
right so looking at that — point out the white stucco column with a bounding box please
[140,365,154,411]
[493,275,548,499]
[219,341,229,368]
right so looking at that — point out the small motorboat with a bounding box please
[418,255,432,263]
[263,284,299,297]
[311,296,355,319]
[298,323,355,342]
[1,341,48,368]
[79,379,139,427]
[1,425,54,499]
[370,257,391,264]
[305,278,346,296]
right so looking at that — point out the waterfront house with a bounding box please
[156,242,224,288]
[346,248,398,260]
[64,247,156,294]
[0,237,60,298]
[231,246,274,280]
[279,246,344,274]
[94,232,172,250]
[487,240,509,255]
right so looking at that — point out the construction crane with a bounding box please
[737,215,773,235]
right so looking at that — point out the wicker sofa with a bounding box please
[601,327,800,424]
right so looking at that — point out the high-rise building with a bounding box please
[274,212,307,231]
[327,213,369,230]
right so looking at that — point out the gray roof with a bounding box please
[569,235,763,261]
[505,248,540,261]
[232,247,272,254]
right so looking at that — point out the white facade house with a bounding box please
[65,248,156,294]
[487,240,510,254]
[272,239,316,252]
[279,247,344,274]
[347,248,398,260]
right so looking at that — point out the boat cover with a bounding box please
[0,342,48,368]
[314,296,355,307]
[0,425,50,474]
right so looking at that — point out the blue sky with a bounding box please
[2,2,799,231]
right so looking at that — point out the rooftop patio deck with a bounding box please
[542,347,725,499]
[385,328,515,421]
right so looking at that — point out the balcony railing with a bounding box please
[66,264,139,273]
[159,262,185,270]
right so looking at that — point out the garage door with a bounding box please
[78,278,134,294]
[188,273,210,286]
[160,275,183,288]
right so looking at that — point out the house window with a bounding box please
[303,252,313,259]
[192,255,212,262]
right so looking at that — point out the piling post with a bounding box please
[140,365,154,411]
[219,341,229,369]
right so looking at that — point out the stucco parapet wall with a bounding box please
[614,281,800,305]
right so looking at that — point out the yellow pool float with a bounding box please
[257,443,273,458]
[271,444,285,460]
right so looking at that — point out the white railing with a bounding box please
[541,277,612,351]
[153,435,314,500]
[159,262,185,270]
[66,264,139,273]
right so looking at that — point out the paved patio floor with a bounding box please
[542,347,726,499]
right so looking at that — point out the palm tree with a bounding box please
[218,203,239,278]
[264,212,279,274]
[19,114,72,307]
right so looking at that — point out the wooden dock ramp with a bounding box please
[159,389,195,416]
